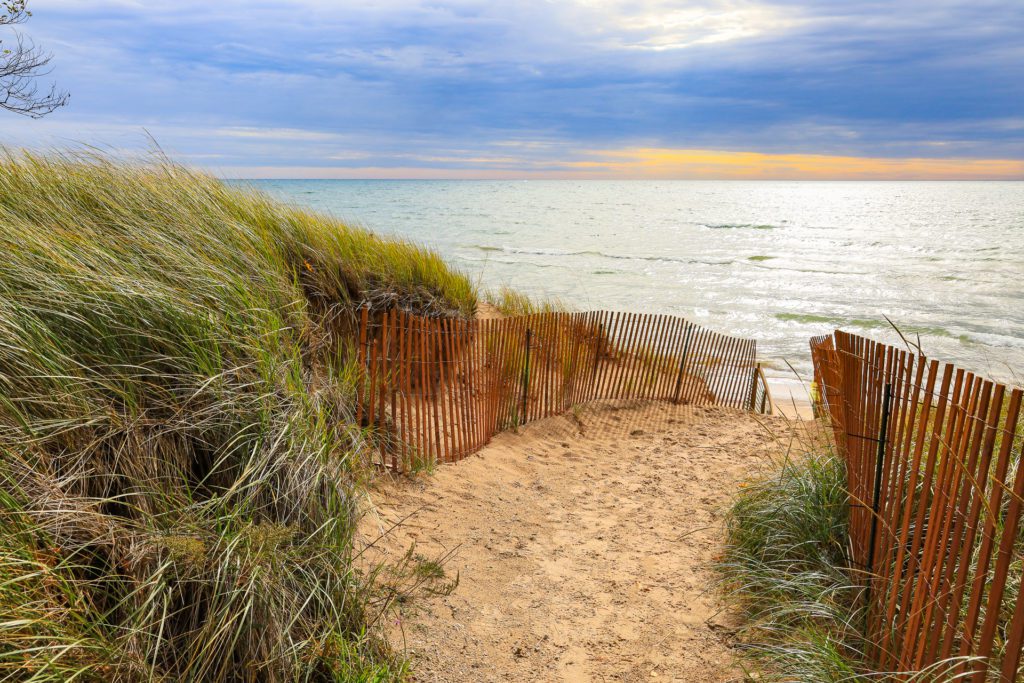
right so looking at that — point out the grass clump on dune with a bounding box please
[0,151,476,681]
[486,286,564,317]
[719,444,972,682]
[719,446,867,681]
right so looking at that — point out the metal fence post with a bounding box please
[866,382,893,589]
[520,327,532,426]
[672,323,692,404]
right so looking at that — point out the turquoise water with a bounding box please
[248,180,1024,388]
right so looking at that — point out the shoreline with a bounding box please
[765,375,815,420]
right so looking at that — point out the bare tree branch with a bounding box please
[0,1,68,118]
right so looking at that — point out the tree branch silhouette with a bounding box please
[0,1,67,118]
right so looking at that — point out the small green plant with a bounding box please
[570,404,587,434]
[367,544,459,613]
[414,557,447,581]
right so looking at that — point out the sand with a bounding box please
[359,401,801,682]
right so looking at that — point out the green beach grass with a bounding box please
[486,285,565,317]
[719,444,868,680]
[718,434,977,682]
[0,151,475,681]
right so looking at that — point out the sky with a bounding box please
[0,0,1022,179]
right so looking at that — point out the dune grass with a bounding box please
[719,444,868,681]
[719,435,982,682]
[485,286,564,317]
[0,151,476,681]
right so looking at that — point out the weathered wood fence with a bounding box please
[811,331,1024,680]
[357,309,769,471]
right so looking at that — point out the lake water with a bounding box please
[249,180,1024,395]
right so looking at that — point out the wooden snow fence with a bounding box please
[811,331,1024,680]
[356,309,769,472]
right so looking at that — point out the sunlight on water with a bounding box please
[249,180,1024,387]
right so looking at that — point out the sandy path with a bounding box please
[359,401,793,682]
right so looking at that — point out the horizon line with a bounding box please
[213,148,1024,181]
[227,176,1024,181]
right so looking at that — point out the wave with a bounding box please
[703,222,779,230]
[455,254,562,269]
[467,244,732,266]
[774,312,840,325]
[751,262,869,275]
[773,313,971,342]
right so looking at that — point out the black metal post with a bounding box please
[866,382,893,584]
[672,323,692,404]
[520,327,532,426]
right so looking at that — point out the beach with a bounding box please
[359,402,803,682]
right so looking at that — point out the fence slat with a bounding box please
[715,331,740,407]
[928,379,994,663]
[633,312,653,399]
[882,358,940,663]
[389,309,399,470]
[366,324,379,438]
[897,363,956,664]
[617,311,632,399]
[911,371,981,669]
[687,327,712,404]
[619,312,644,400]
[418,316,431,466]
[545,312,555,415]
[356,306,369,425]
[377,310,390,466]
[489,318,505,438]
[871,350,923,664]
[645,314,668,401]
[564,312,585,408]
[393,313,405,473]
[457,318,473,459]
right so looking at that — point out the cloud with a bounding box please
[0,0,1020,176]
[215,127,347,141]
